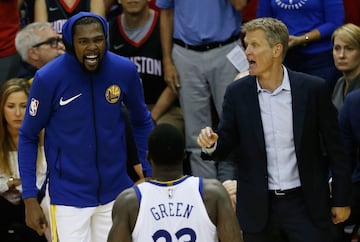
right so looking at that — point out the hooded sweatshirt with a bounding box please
[18,12,153,207]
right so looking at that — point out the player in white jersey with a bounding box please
[107,123,243,242]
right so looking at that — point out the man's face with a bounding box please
[120,0,150,15]
[73,23,106,72]
[244,29,278,77]
[333,36,360,74]
[32,28,65,67]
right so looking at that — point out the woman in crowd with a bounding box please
[0,78,49,242]
[332,23,360,109]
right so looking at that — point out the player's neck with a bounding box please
[151,174,187,184]
[151,166,184,182]
[123,8,152,30]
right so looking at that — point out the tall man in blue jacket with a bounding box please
[18,12,153,242]
[198,18,351,242]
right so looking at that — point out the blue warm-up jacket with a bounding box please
[18,12,153,206]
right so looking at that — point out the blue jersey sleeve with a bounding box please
[19,73,53,199]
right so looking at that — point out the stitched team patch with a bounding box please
[29,98,39,116]
[105,85,121,104]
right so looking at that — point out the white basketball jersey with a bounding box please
[132,175,218,242]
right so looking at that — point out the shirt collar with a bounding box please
[256,65,291,94]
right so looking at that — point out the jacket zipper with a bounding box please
[90,75,101,204]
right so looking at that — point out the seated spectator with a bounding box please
[0,78,48,242]
[332,23,360,110]
[15,21,65,81]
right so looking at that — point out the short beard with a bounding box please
[81,56,102,73]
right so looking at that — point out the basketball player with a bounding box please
[107,123,243,242]
[18,12,153,242]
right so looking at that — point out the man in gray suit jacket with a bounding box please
[197,17,351,242]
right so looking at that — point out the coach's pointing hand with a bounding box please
[197,127,218,148]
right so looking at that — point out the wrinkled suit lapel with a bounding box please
[245,76,266,153]
[289,71,306,156]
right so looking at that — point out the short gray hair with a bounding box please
[15,22,53,61]
[242,17,289,59]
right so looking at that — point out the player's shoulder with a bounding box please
[202,178,225,197]
[117,187,138,201]
[113,187,139,212]
[202,178,222,186]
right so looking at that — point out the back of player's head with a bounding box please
[148,124,185,166]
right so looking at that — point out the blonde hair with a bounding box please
[0,78,30,174]
[0,78,43,175]
[332,23,360,50]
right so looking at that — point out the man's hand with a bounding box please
[288,35,304,48]
[331,206,351,224]
[197,127,218,148]
[24,198,48,235]
[162,60,180,94]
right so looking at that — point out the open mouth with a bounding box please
[84,55,99,65]
[249,60,256,67]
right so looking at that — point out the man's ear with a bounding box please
[273,43,283,58]
[28,47,40,62]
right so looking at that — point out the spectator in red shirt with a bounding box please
[0,0,22,84]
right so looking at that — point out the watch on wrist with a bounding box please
[302,35,310,46]
[8,176,14,187]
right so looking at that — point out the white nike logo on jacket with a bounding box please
[59,93,82,106]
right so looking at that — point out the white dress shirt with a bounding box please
[257,66,301,190]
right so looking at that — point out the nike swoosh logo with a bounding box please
[113,44,125,50]
[59,93,82,106]
[49,7,59,11]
